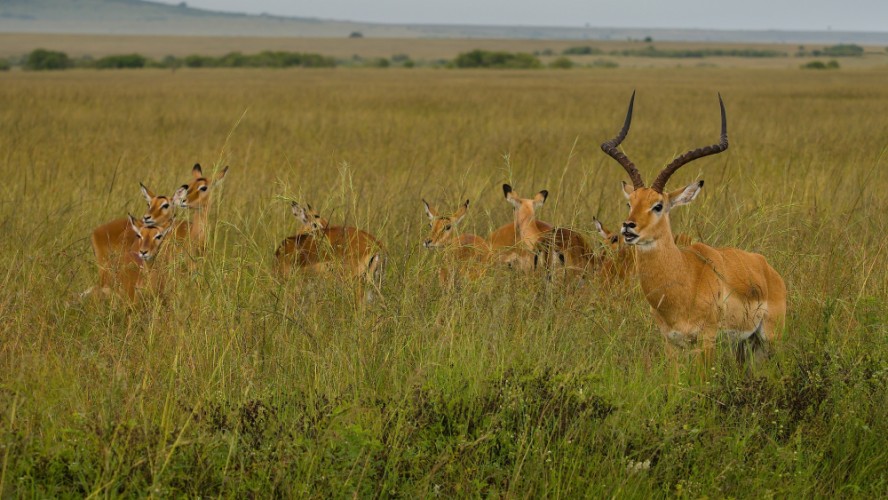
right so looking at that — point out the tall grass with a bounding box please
[0,67,886,496]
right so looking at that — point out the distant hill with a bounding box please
[2,0,888,44]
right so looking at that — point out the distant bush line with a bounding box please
[610,46,785,58]
[802,60,840,70]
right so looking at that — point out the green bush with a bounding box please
[95,53,147,69]
[364,57,390,68]
[25,49,71,71]
[562,46,602,55]
[821,44,864,57]
[802,60,840,70]
[0,59,10,71]
[453,50,541,69]
[548,57,574,69]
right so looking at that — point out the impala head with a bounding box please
[291,201,328,232]
[422,199,469,249]
[601,91,727,249]
[128,214,173,262]
[138,182,177,227]
[174,163,228,209]
[503,184,548,221]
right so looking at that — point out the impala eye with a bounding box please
[652,203,663,213]
[444,224,452,231]
[199,186,208,192]
[610,236,619,244]
[162,203,170,209]
[155,234,163,240]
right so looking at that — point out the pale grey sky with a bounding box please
[154,0,888,31]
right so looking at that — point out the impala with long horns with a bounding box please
[601,91,786,366]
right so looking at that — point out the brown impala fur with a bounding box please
[84,215,175,302]
[422,199,491,284]
[274,202,385,303]
[593,217,693,283]
[502,184,595,280]
[488,198,553,272]
[89,182,181,291]
[601,91,786,369]
[171,164,228,254]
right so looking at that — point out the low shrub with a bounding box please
[25,49,71,71]
[452,50,541,69]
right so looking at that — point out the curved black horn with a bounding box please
[651,93,728,193]
[601,90,645,189]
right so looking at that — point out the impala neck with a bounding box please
[633,221,688,302]
[188,206,210,244]
[514,210,543,249]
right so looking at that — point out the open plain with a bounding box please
[0,63,887,496]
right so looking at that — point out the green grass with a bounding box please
[0,67,887,496]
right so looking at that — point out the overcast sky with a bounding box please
[153,0,888,31]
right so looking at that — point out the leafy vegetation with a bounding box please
[95,53,148,69]
[452,50,542,69]
[24,48,72,70]
[548,57,574,69]
[802,60,840,69]
[611,45,785,58]
[0,67,886,496]
[562,46,603,55]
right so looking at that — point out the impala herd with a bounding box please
[82,93,786,370]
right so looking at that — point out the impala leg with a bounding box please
[698,327,717,381]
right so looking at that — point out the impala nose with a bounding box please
[622,221,636,229]
[423,239,432,248]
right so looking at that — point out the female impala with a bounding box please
[422,199,491,284]
[489,196,553,271]
[84,215,175,301]
[502,184,595,280]
[274,202,385,303]
[89,182,180,291]
[601,91,786,366]
[171,163,228,253]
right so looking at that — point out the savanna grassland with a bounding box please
[1,65,887,497]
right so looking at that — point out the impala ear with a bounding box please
[291,202,309,223]
[139,182,154,203]
[668,180,704,209]
[593,217,610,240]
[452,199,469,225]
[213,166,228,184]
[533,190,548,208]
[621,180,634,199]
[192,163,203,178]
[127,214,141,235]
[503,184,521,208]
[422,199,437,220]
[172,186,187,205]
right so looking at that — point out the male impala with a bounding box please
[274,202,385,303]
[171,163,228,253]
[89,182,180,290]
[601,91,786,366]
[502,184,595,280]
[84,215,175,302]
[422,199,491,284]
